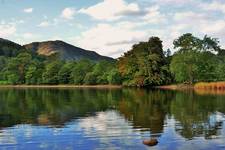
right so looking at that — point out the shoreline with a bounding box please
[157,82,225,95]
[1,82,225,90]
[0,85,123,89]
[156,84,194,90]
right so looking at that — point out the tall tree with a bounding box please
[118,37,171,86]
[171,33,224,83]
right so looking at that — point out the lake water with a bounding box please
[0,88,225,150]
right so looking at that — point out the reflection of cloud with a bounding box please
[209,112,225,127]
[79,111,134,137]
[0,130,17,145]
[78,110,148,149]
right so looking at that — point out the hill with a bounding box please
[24,40,114,61]
[0,38,27,57]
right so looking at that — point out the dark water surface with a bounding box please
[0,88,225,150]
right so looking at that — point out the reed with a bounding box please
[194,82,225,90]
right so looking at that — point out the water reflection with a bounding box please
[0,88,224,149]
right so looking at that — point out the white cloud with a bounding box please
[201,1,225,14]
[61,8,76,20]
[22,33,34,39]
[38,21,50,27]
[49,36,63,41]
[23,8,33,13]
[173,11,225,36]
[174,11,207,23]
[14,32,42,45]
[171,10,225,50]
[116,21,145,30]
[74,23,148,57]
[200,20,225,35]
[78,0,166,24]
[153,0,194,5]
[0,23,16,38]
[142,6,166,24]
[79,0,141,21]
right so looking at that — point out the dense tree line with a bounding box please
[117,34,225,86]
[0,33,225,86]
[0,51,121,85]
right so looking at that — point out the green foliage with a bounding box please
[7,73,20,84]
[118,37,171,86]
[84,72,97,85]
[170,51,200,83]
[171,33,225,83]
[42,61,63,84]
[58,62,75,84]
[25,61,44,84]
[71,59,93,84]
[92,60,115,84]
[107,69,122,85]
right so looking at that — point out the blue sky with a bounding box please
[0,0,225,58]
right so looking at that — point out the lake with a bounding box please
[0,88,225,150]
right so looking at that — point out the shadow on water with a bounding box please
[0,88,225,141]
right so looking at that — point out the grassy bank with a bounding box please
[194,82,225,90]
[157,82,225,95]
[159,82,225,90]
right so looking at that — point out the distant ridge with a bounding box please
[0,38,26,57]
[24,40,114,61]
[0,38,114,61]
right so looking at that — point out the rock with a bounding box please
[143,139,158,146]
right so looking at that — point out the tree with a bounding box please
[107,69,122,85]
[7,73,19,84]
[16,53,32,83]
[171,33,223,83]
[84,72,97,85]
[173,33,202,52]
[42,61,63,84]
[71,60,93,84]
[25,60,44,84]
[170,51,199,83]
[58,62,75,84]
[118,37,171,86]
[0,56,7,71]
[92,60,114,84]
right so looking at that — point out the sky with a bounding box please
[0,0,225,58]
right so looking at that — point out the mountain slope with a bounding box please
[0,38,26,57]
[24,40,114,61]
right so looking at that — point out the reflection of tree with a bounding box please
[171,91,225,139]
[1,88,225,141]
[117,89,174,137]
[0,88,121,127]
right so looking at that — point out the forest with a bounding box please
[0,33,225,86]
